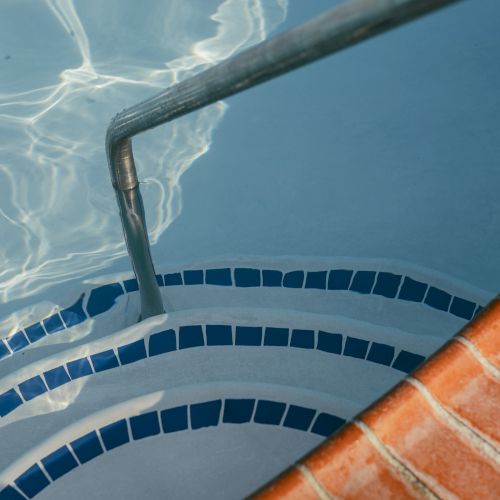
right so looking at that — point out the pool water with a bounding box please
[0,0,499,498]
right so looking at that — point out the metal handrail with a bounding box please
[106,0,461,320]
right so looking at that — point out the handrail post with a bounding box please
[106,0,462,321]
[106,136,165,319]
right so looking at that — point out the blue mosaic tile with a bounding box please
[90,350,119,372]
[14,464,50,498]
[343,337,369,359]
[118,339,147,365]
[164,272,183,286]
[18,376,47,401]
[327,270,353,290]
[60,294,87,327]
[190,400,222,429]
[161,405,188,433]
[99,419,129,450]
[234,268,260,287]
[24,323,46,343]
[235,326,262,346]
[179,325,204,349]
[43,313,65,334]
[290,329,314,349]
[317,331,343,354]
[283,271,304,288]
[253,400,286,425]
[398,277,428,302]
[66,357,93,379]
[206,325,232,346]
[305,271,327,289]
[7,332,29,352]
[283,405,316,431]
[223,399,255,424]
[70,431,103,464]
[0,485,26,500]
[0,389,23,417]
[205,268,232,286]
[262,270,282,287]
[449,297,476,320]
[311,413,346,437]
[41,446,78,481]
[130,411,160,440]
[392,350,426,373]
[366,342,395,366]
[372,272,402,298]
[0,340,9,360]
[43,366,71,390]
[349,271,376,294]
[86,283,124,317]
[424,287,452,312]
[264,327,289,347]
[156,274,164,287]
[149,329,176,356]
[183,270,203,285]
[123,278,138,292]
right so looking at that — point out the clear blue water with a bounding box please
[0,1,499,497]
[0,0,289,311]
[1,0,499,324]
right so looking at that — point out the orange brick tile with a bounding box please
[414,339,500,446]
[361,381,500,499]
[251,466,319,500]
[460,298,500,368]
[302,424,424,499]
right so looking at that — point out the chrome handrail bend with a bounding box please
[106,0,462,320]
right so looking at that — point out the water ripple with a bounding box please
[0,0,288,305]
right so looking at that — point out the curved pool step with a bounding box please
[0,257,491,367]
[0,304,451,498]
[0,384,351,500]
[0,307,440,424]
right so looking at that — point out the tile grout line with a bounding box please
[64,441,81,467]
[295,463,335,500]
[353,419,439,500]
[92,426,107,456]
[454,336,500,379]
[407,377,500,463]
[10,483,29,500]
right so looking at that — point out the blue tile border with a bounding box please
[0,341,10,360]
[66,357,93,380]
[0,389,23,417]
[14,463,49,498]
[7,332,29,353]
[18,376,48,402]
[0,396,347,498]
[43,313,65,335]
[0,266,484,362]
[100,419,129,451]
[24,323,46,344]
[41,446,78,481]
[1,323,428,419]
[86,283,124,318]
[43,366,71,390]
[161,405,188,433]
[70,431,103,464]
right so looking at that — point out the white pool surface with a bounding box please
[0,1,499,498]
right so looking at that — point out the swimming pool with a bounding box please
[1,0,499,498]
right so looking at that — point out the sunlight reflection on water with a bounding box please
[0,0,288,304]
